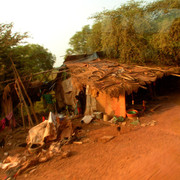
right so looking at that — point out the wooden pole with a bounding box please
[10,60,34,127]
[20,103,26,129]
[14,83,26,129]
[14,80,34,127]
[0,68,69,85]
[10,57,39,124]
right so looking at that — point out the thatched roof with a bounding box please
[63,57,180,98]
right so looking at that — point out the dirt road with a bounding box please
[14,94,180,180]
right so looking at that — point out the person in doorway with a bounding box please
[74,95,82,115]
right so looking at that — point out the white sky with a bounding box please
[0,0,154,67]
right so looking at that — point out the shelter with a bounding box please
[55,52,180,118]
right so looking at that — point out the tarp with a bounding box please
[65,52,101,63]
[61,78,73,93]
[26,112,58,145]
[61,78,78,108]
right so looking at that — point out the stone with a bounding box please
[99,136,115,143]
[146,122,151,126]
[121,122,126,126]
[39,156,49,162]
[141,123,146,127]
[4,152,9,156]
[150,122,155,126]
[62,151,71,158]
[82,138,90,143]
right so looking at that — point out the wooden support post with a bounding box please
[10,59,34,127]
[14,79,34,127]
[20,102,26,129]
[10,57,39,124]
[18,79,39,124]
[14,84,26,129]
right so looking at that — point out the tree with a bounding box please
[88,21,102,52]
[66,0,180,66]
[66,48,74,55]
[147,0,180,65]
[0,23,56,94]
[11,44,55,75]
[94,0,149,63]
[151,18,180,65]
[0,22,28,88]
[68,25,92,54]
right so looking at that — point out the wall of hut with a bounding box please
[55,77,127,117]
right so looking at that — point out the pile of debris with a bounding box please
[0,112,74,179]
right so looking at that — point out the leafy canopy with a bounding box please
[66,0,180,66]
[0,22,56,93]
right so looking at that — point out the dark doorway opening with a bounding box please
[126,75,180,112]
[78,87,86,115]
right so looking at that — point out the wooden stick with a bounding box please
[10,57,39,124]
[20,103,26,129]
[14,79,34,127]
[0,68,69,84]
[171,74,180,77]
[10,60,34,127]
[14,83,26,129]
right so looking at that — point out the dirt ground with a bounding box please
[1,92,180,180]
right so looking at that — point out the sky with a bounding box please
[1,0,154,67]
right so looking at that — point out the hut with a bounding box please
[55,52,180,118]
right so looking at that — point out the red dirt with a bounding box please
[1,93,180,180]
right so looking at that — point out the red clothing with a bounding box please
[0,118,6,131]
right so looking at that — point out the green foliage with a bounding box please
[0,23,28,86]
[0,23,55,94]
[66,0,180,66]
[11,44,55,74]
[146,0,180,12]
[151,18,180,65]
[68,25,92,54]
[88,22,102,52]
[99,1,149,63]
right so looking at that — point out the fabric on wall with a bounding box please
[85,95,97,115]
[64,91,76,108]
[61,78,79,108]
[61,78,73,93]
[55,80,65,110]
